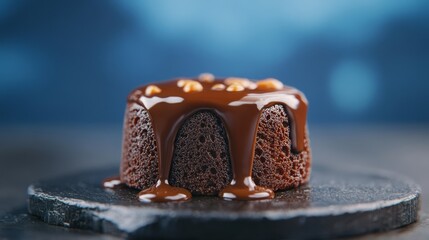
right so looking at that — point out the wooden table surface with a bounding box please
[0,125,428,239]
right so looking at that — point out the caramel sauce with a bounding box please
[123,76,308,202]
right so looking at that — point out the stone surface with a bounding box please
[27,163,420,239]
[0,207,119,240]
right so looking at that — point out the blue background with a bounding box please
[1,0,428,125]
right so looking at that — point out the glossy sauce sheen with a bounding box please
[102,176,124,188]
[126,77,308,202]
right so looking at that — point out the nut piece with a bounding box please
[177,79,204,92]
[211,83,226,91]
[183,82,203,92]
[177,79,195,87]
[145,85,161,96]
[224,77,256,89]
[247,81,257,90]
[256,78,284,90]
[224,77,249,86]
[198,73,215,82]
[226,83,245,92]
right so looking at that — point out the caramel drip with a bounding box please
[127,77,308,202]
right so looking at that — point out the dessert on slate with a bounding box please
[112,73,311,202]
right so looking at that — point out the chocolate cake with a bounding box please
[115,74,311,202]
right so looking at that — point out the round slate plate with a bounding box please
[27,164,420,239]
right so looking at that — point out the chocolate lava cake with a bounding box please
[118,74,311,202]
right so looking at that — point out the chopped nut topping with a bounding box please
[256,78,284,90]
[183,81,203,93]
[145,85,162,96]
[177,79,195,87]
[226,83,245,92]
[225,77,248,85]
[247,82,257,90]
[198,73,215,82]
[224,77,256,90]
[211,83,226,91]
[177,79,204,92]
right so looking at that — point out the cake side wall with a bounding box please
[120,103,159,188]
[120,103,311,193]
[252,105,311,191]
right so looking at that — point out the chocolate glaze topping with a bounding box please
[124,75,308,202]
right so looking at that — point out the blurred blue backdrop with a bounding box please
[0,0,428,125]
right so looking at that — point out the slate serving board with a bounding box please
[27,164,420,239]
